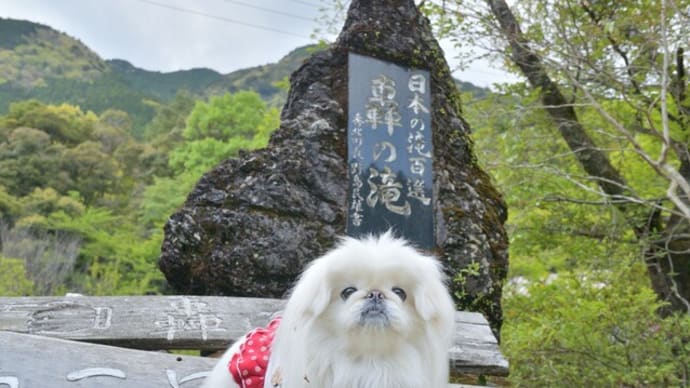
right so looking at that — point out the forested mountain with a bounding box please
[0,18,316,137]
[0,18,489,137]
[0,17,306,299]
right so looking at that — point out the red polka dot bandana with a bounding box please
[228,317,281,388]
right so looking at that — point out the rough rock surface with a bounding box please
[159,0,508,333]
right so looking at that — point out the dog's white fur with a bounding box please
[203,232,456,388]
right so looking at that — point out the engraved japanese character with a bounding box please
[350,163,364,227]
[66,368,126,382]
[366,106,402,135]
[353,112,365,128]
[408,93,429,115]
[410,117,425,131]
[408,74,427,94]
[370,74,397,104]
[366,167,412,216]
[383,107,402,136]
[152,298,224,341]
[350,134,363,160]
[409,157,427,175]
[407,179,432,206]
[407,131,432,158]
[373,141,397,162]
[366,75,402,135]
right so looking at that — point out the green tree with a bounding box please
[142,90,279,229]
[169,91,278,176]
[98,109,132,134]
[183,91,269,141]
[1,99,97,144]
[425,0,690,314]
[0,185,20,221]
[0,127,66,196]
[139,172,199,228]
[63,141,120,205]
[504,262,690,387]
[143,90,195,143]
[18,187,85,220]
[142,91,197,178]
[466,69,690,388]
[426,0,690,383]
[168,137,249,175]
[0,255,34,296]
[94,110,133,154]
[0,96,196,295]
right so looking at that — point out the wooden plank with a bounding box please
[0,295,509,376]
[451,314,509,376]
[0,295,281,351]
[0,331,214,388]
[0,332,484,387]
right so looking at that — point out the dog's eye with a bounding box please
[341,286,357,300]
[392,287,407,301]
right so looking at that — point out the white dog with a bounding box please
[203,232,456,388]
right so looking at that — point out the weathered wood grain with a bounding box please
[0,295,280,351]
[0,331,214,388]
[0,332,485,387]
[451,316,510,376]
[0,295,508,376]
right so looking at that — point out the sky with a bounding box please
[0,0,517,87]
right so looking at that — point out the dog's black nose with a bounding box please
[366,290,385,300]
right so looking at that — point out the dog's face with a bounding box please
[327,257,423,336]
[284,232,455,355]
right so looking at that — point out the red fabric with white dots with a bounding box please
[228,317,281,388]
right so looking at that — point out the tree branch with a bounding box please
[484,0,634,210]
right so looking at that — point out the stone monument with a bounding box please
[159,0,508,333]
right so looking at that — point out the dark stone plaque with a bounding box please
[347,52,434,249]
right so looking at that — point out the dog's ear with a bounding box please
[413,264,456,339]
[284,259,332,320]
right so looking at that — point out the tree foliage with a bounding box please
[1,100,97,144]
[183,91,271,141]
[170,93,279,175]
[0,90,277,297]
[504,263,690,387]
[0,255,34,296]
[466,87,690,384]
[421,0,690,384]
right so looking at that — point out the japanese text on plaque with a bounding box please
[347,53,434,249]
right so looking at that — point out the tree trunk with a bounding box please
[485,0,690,314]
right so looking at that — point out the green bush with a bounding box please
[0,255,34,296]
[502,262,690,387]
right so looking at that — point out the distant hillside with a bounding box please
[207,45,315,105]
[106,59,223,101]
[0,17,489,137]
[0,18,106,88]
[0,17,38,49]
[0,18,313,137]
[456,80,489,99]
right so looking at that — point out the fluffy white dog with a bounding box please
[203,232,456,388]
